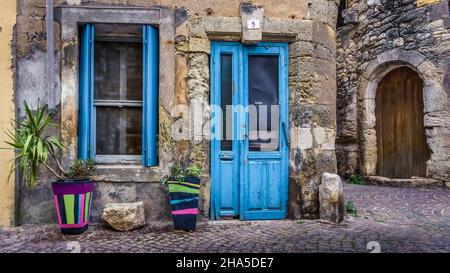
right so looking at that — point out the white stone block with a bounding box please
[297,128,313,150]
[101,202,145,231]
[240,4,264,44]
[319,173,344,223]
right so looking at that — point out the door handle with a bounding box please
[219,153,234,161]
[282,122,290,148]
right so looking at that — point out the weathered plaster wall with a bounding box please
[16,0,338,223]
[0,0,17,227]
[336,0,450,182]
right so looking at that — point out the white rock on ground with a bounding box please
[319,173,345,223]
[101,202,145,231]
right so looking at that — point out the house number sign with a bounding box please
[247,19,261,30]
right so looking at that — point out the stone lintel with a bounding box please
[240,4,264,44]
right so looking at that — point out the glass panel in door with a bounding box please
[248,55,280,152]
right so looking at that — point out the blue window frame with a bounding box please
[78,24,159,167]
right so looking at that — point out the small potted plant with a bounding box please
[4,102,96,234]
[162,164,203,231]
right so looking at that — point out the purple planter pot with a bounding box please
[51,179,94,234]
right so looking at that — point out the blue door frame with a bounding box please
[210,42,289,220]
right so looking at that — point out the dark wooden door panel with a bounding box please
[376,67,430,178]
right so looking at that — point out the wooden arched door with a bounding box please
[375,67,430,178]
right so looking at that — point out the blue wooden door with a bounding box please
[211,42,288,220]
[211,43,241,218]
[241,44,289,220]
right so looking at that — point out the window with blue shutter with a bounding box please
[78,24,159,167]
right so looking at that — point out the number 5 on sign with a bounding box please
[247,19,261,30]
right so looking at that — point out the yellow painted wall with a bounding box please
[417,0,442,7]
[0,0,17,227]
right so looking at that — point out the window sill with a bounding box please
[91,165,162,183]
[96,165,148,169]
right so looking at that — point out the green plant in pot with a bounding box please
[3,102,96,234]
[161,164,203,231]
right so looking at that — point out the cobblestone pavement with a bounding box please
[1,184,450,253]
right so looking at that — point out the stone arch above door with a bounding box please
[358,49,449,180]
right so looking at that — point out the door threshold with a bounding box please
[220,216,239,220]
[209,220,249,226]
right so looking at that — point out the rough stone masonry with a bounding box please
[336,0,450,184]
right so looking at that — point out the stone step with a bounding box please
[365,176,446,189]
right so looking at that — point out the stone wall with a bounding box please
[288,18,339,218]
[347,0,359,8]
[336,0,450,182]
[14,0,338,223]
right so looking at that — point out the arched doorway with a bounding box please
[375,67,430,178]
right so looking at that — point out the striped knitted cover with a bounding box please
[52,180,94,231]
[168,177,200,230]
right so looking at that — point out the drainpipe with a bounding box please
[46,0,55,108]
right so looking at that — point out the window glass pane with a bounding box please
[96,107,142,155]
[248,55,280,152]
[94,42,121,100]
[221,54,233,151]
[93,39,143,159]
[94,41,143,101]
[94,24,143,39]
[126,45,143,101]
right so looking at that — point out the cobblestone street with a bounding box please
[1,184,450,253]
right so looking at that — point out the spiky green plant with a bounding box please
[3,102,96,188]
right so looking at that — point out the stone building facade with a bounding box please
[337,0,450,185]
[9,0,339,225]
